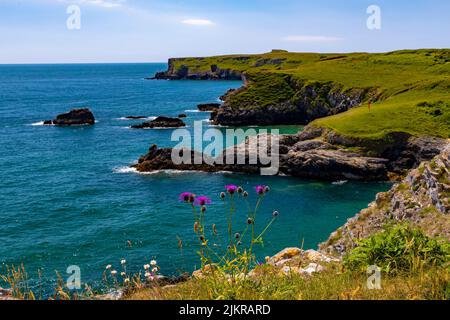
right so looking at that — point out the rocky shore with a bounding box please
[133,126,446,181]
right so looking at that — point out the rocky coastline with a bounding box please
[133,125,447,181]
[320,142,450,256]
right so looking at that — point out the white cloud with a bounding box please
[58,0,125,9]
[181,19,214,26]
[282,35,343,42]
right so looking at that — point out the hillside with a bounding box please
[153,49,450,141]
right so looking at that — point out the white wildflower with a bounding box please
[150,260,157,266]
[105,264,112,270]
[143,264,150,270]
[111,270,117,276]
[120,259,126,265]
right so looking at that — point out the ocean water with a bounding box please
[0,63,390,292]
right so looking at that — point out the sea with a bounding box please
[0,63,391,294]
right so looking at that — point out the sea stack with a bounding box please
[45,108,95,126]
[131,116,186,129]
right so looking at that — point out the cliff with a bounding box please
[320,142,450,256]
[151,50,450,143]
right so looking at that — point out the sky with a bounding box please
[0,0,449,63]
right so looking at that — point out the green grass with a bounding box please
[313,90,450,139]
[169,49,450,140]
[126,224,450,300]
[126,266,450,300]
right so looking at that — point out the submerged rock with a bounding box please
[124,116,148,119]
[44,108,95,126]
[131,116,186,129]
[178,113,187,118]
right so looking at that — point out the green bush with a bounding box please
[344,224,450,274]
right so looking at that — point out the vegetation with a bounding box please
[127,266,450,300]
[170,49,450,140]
[343,224,450,274]
[127,223,450,300]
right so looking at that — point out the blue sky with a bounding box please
[0,0,449,63]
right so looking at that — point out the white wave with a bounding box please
[185,109,202,113]
[113,166,138,174]
[332,180,348,185]
[114,167,234,176]
[30,121,47,126]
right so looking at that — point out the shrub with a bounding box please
[343,224,450,274]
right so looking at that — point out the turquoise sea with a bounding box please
[0,63,390,293]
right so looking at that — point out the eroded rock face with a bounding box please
[211,81,371,126]
[45,108,95,126]
[320,143,450,256]
[151,59,243,80]
[131,116,185,129]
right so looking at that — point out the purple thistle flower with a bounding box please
[255,185,266,195]
[179,192,195,203]
[225,185,238,195]
[194,196,212,207]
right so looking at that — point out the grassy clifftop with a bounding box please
[164,49,450,140]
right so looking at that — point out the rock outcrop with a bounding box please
[211,79,373,126]
[151,58,243,80]
[133,125,447,180]
[197,103,221,112]
[44,108,95,126]
[320,143,450,256]
[265,248,339,276]
[131,116,186,129]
